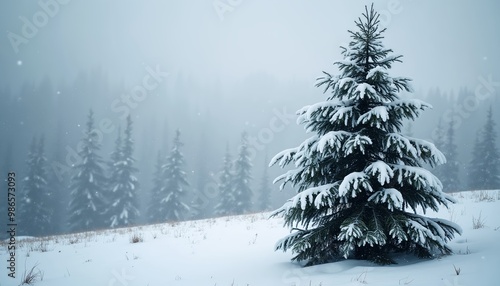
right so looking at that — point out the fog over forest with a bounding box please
[0,0,499,232]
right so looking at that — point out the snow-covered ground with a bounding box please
[1,190,499,286]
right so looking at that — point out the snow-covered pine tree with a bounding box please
[431,118,446,182]
[468,134,483,190]
[440,120,460,193]
[109,126,123,175]
[469,107,500,190]
[214,144,235,216]
[482,107,500,189]
[148,151,165,223]
[160,129,190,221]
[257,155,272,211]
[19,136,52,236]
[18,138,37,235]
[191,132,211,219]
[49,126,69,235]
[270,5,461,265]
[232,132,253,214]
[106,115,140,228]
[68,110,107,232]
[434,118,446,150]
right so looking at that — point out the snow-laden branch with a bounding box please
[365,161,394,185]
[297,100,350,124]
[406,213,463,247]
[317,131,350,154]
[406,136,446,166]
[387,99,431,120]
[354,83,377,100]
[368,188,403,211]
[392,164,442,191]
[386,133,446,166]
[366,66,387,80]
[329,106,356,127]
[357,105,390,128]
[288,183,339,211]
[339,172,373,198]
[385,133,418,159]
[344,134,373,155]
[269,147,298,168]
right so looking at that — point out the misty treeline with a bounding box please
[3,108,269,236]
[0,71,499,236]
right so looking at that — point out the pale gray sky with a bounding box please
[1,0,498,93]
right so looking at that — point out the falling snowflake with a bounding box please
[17,60,22,66]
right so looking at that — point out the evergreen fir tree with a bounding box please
[258,155,272,211]
[440,120,460,193]
[432,118,447,182]
[469,107,500,189]
[106,116,140,228]
[214,144,235,216]
[148,151,165,223]
[469,133,484,190]
[68,110,107,232]
[19,136,52,236]
[434,118,446,150]
[109,126,123,177]
[481,107,500,189]
[191,132,211,219]
[270,5,461,265]
[232,132,253,214]
[49,125,69,235]
[160,129,190,221]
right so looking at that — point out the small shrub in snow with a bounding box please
[472,212,486,229]
[20,263,43,285]
[457,246,471,255]
[453,264,461,276]
[129,233,143,243]
[68,237,79,245]
[30,241,49,253]
[476,190,495,202]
